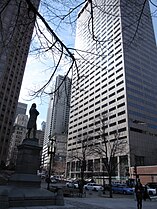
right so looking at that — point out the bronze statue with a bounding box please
[26,103,39,138]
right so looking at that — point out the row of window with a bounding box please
[68,131,127,148]
[69,93,125,124]
[69,111,126,137]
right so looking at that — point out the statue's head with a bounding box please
[32,103,36,108]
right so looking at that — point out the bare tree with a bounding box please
[1,0,156,97]
[93,114,128,198]
[67,136,94,195]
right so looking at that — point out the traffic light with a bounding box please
[133,165,137,174]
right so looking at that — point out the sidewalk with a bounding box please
[9,196,157,209]
[8,183,157,209]
[65,195,157,209]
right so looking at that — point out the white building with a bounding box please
[66,0,157,179]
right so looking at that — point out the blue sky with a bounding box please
[19,2,157,129]
[150,1,157,43]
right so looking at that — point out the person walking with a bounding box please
[135,179,143,209]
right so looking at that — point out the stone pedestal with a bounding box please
[16,138,41,174]
[0,138,64,208]
[9,138,41,188]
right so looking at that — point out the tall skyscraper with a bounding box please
[67,0,157,179]
[0,0,40,163]
[50,75,71,135]
[42,75,71,169]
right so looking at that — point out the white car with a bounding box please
[84,183,103,191]
[147,186,156,195]
[66,181,79,189]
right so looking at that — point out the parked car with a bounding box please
[145,183,157,195]
[66,180,79,189]
[146,185,156,195]
[41,174,46,179]
[112,184,134,195]
[146,182,157,190]
[84,183,103,191]
[50,176,57,183]
[37,172,46,179]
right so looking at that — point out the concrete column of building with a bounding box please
[117,156,120,180]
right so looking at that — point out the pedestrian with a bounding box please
[135,179,143,209]
[143,185,151,201]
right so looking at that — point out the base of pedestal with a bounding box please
[9,173,41,188]
[0,138,64,208]
[0,185,64,208]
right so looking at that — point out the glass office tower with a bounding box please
[67,0,157,179]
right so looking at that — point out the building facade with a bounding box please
[66,0,157,180]
[7,114,28,167]
[0,0,40,163]
[41,121,46,132]
[42,75,71,171]
[36,129,45,148]
[7,102,28,167]
[51,75,71,135]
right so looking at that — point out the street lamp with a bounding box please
[47,136,56,190]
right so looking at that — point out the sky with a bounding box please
[19,56,51,129]
[19,1,157,130]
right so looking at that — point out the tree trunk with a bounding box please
[109,175,113,198]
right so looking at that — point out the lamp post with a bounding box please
[47,136,56,190]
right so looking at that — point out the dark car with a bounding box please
[112,184,134,195]
[146,182,157,189]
